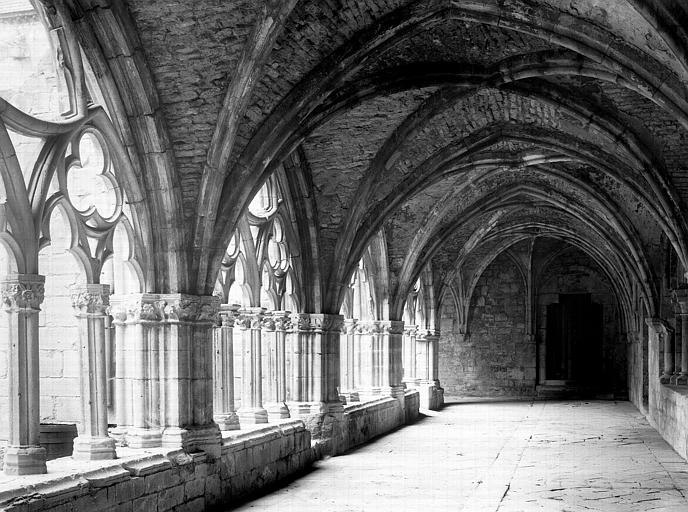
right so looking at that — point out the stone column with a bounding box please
[402,324,418,388]
[675,290,688,385]
[660,321,675,384]
[416,329,443,410]
[379,320,405,400]
[237,307,268,424]
[111,294,222,457]
[157,294,221,456]
[288,314,344,438]
[356,320,380,400]
[70,284,116,460]
[2,275,47,475]
[213,304,240,430]
[263,311,291,421]
[110,294,162,448]
[339,319,359,402]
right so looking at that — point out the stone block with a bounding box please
[157,485,184,511]
[132,493,157,512]
[184,478,205,500]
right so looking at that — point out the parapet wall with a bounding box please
[0,392,421,511]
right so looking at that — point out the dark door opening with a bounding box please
[545,293,603,387]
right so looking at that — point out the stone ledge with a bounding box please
[0,419,311,512]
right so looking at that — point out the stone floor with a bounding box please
[228,400,688,511]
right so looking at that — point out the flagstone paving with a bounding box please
[228,400,688,511]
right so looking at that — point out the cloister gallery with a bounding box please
[1,0,688,510]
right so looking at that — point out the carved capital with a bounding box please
[357,320,381,335]
[1,275,45,311]
[271,311,292,331]
[380,320,404,335]
[342,319,358,335]
[219,304,241,328]
[160,294,220,323]
[110,294,219,324]
[309,314,344,333]
[289,313,312,332]
[237,307,265,329]
[71,284,110,315]
[404,324,418,336]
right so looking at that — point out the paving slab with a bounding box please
[227,400,688,511]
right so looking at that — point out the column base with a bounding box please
[403,378,420,389]
[126,427,162,449]
[340,391,360,403]
[237,407,268,424]
[265,402,290,422]
[108,425,128,446]
[670,373,681,385]
[162,424,222,458]
[677,373,688,385]
[357,387,383,402]
[214,412,240,431]
[72,436,117,460]
[419,380,444,410]
[660,374,673,384]
[3,446,47,475]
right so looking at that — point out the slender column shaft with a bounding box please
[263,311,291,421]
[71,284,116,460]
[339,319,359,401]
[214,304,240,430]
[356,321,379,399]
[237,307,267,424]
[2,275,47,475]
[403,325,418,387]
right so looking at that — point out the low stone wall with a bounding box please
[344,397,402,450]
[404,390,420,424]
[647,332,688,460]
[0,393,421,511]
[0,420,314,512]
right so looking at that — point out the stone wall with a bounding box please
[0,394,420,511]
[647,329,688,461]
[0,420,314,512]
[439,252,534,397]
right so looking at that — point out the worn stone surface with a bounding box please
[230,400,688,512]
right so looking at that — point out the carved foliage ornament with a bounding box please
[1,281,45,310]
[71,289,110,315]
[110,295,219,324]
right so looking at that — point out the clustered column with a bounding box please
[110,294,221,456]
[71,284,116,460]
[1,275,47,475]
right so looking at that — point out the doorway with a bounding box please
[545,293,603,386]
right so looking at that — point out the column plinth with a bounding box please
[2,275,47,475]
